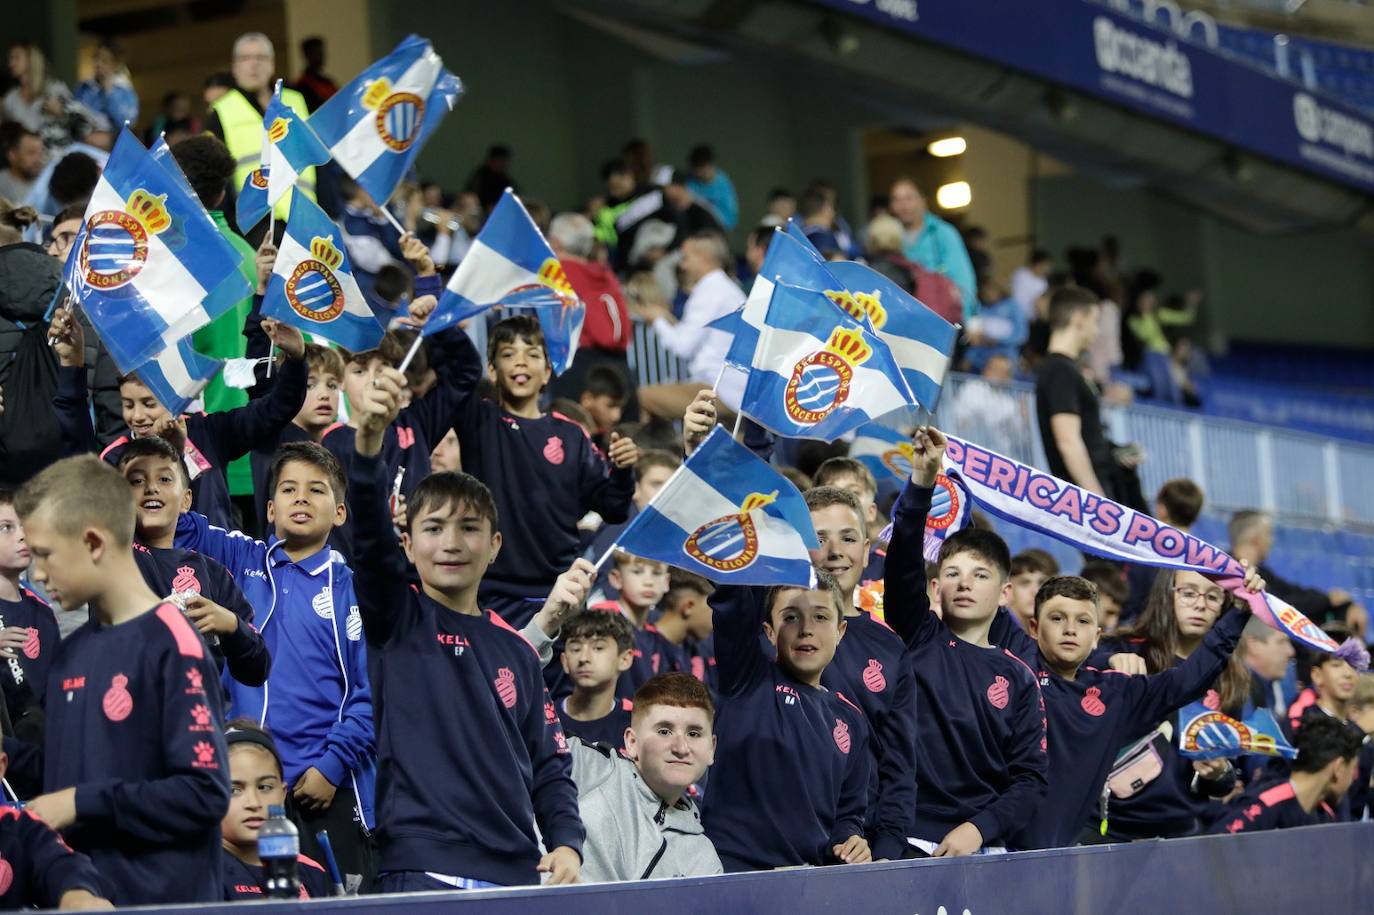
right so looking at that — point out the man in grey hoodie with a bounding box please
[569,672,722,882]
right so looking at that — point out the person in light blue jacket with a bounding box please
[686,144,739,231]
[890,177,979,322]
[71,40,139,133]
[174,441,376,891]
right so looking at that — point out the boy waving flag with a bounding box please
[61,127,252,372]
[236,80,333,232]
[261,193,385,351]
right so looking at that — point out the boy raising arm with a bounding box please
[885,427,1048,856]
[347,365,585,889]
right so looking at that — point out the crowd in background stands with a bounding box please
[0,28,1367,912]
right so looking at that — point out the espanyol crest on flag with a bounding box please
[826,260,958,412]
[308,35,462,207]
[740,282,915,441]
[261,194,384,351]
[237,81,332,231]
[131,337,224,416]
[426,188,584,372]
[610,427,817,587]
[850,423,914,485]
[1178,701,1296,760]
[63,127,250,373]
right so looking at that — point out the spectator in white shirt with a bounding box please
[1010,249,1052,321]
[631,229,744,420]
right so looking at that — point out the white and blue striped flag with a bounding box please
[236,81,332,231]
[308,34,462,208]
[740,282,915,441]
[260,193,384,352]
[131,337,224,416]
[610,426,817,587]
[61,127,250,373]
[826,260,957,412]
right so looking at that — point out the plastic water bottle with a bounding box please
[258,805,300,899]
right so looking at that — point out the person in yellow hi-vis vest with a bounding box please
[207,32,316,226]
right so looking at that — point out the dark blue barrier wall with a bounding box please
[129,822,1371,913]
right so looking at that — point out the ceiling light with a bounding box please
[928,137,967,157]
[936,181,972,210]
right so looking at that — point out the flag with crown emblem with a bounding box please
[610,426,817,587]
[260,193,384,351]
[131,337,224,416]
[739,282,915,441]
[61,127,251,373]
[825,260,957,412]
[236,81,333,232]
[426,188,584,372]
[308,34,462,208]
[1178,701,1296,760]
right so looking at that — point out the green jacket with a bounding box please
[193,210,258,496]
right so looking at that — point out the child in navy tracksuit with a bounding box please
[444,313,638,628]
[987,572,1255,849]
[884,427,1048,856]
[0,493,58,738]
[48,307,309,531]
[0,806,110,909]
[173,442,376,889]
[1083,568,1250,840]
[554,610,636,749]
[15,455,230,905]
[805,486,918,862]
[117,436,269,687]
[346,365,585,889]
[702,574,872,872]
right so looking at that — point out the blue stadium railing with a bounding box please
[130,821,1373,913]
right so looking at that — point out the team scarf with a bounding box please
[925,434,1344,656]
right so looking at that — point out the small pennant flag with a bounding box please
[236,81,332,231]
[132,337,224,416]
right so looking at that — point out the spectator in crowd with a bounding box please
[662,170,723,247]
[27,147,104,217]
[583,449,681,597]
[587,551,677,699]
[563,672,723,881]
[0,489,57,740]
[1010,249,1053,322]
[144,91,197,145]
[1206,715,1364,835]
[17,456,231,905]
[0,124,45,203]
[1122,478,1204,625]
[550,610,636,748]
[174,442,376,889]
[0,771,111,909]
[1123,272,1198,369]
[1035,286,1117,498]
[464,144,518,213]
[764,187,797,226]
[804,179,860,259]
[1064,247,1121,387]
[207,33,315,229]
[686,144,738,231]
[654,571,716,691]
[1287,646,1360,740]
[621,138,661,189]
[634,230,743,421]
[1229,509,1368,638]
[592,157,644,251]
[577,365,629,444]
[964,277,1028,373]
[1078,559,1129,633]
[743,223,772,285]
[888,178,978,322]
[1088,569,1251,841]
[0,200,110,487]
[203,72,235,108]
[886,427,1049,855]
[1241,617,1297,717]
[702,571,872,871]
[963,225,991,283]
[548,212,635,410]
[72,39,138,134]
[219,721,332,900]
[1008,548,1059,631]
[798,186,839,254]
[346,368,586,889]
[292,36,338,110]
[4,43,82,148]
[863,213,917,295]
[947,354,1024,458]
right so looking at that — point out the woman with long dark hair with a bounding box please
[1088,568,1251,841]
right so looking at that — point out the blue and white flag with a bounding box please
[237,81,332,231]
[132,336,224,416]
[850,423,913,485]
[716,228,865,373]
[427,188,583,372]
[62,127,249,373]
[261,193,384,351]
[826,260,957,412]
[1178,702,1296,760]
[611,427,817,587]
[740,282,915,441]
[308,35,462,207]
